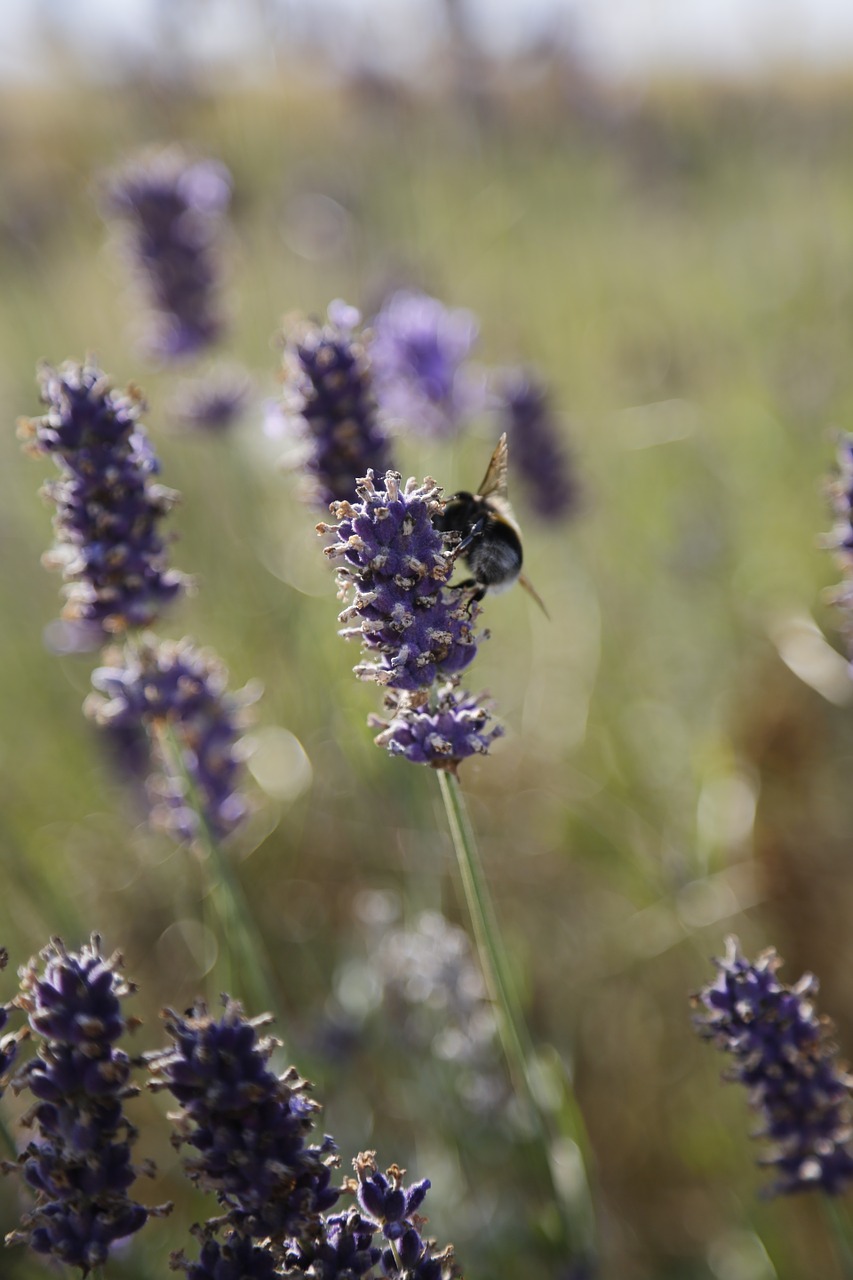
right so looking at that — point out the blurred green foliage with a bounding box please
[4,67,853,1279]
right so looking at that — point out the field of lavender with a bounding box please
[4,72,853,1280]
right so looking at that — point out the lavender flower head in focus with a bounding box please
[4,936,169,1274]
[102,146,232,360]
[370,684,503,771]
[281,301,391,507]
[320,468,503,769]
[319,471,479,693]
[498,368,577,521]
[369,289,484,438]
[149,997,339,1249]
[692,936,853,1195]
[19,359,187,634]
[85,635,259,842]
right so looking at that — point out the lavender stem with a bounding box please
[157,724,282,1023]
[437,768,597,1260]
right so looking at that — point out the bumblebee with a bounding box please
[436,433,548,615]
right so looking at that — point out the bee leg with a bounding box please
[453,517,486,558]
[454,578,486,615]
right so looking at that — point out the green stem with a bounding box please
[0,1110,17,1159]
[437,768,597,1261]
[158,726,283,1024]
[822,1198,853,1280]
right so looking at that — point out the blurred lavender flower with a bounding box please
[19,360,187,633]
[370,685,503,772]
[85,635,259,842]
[102,146,231,360]
[369,289,484,437]
[319,471,480,692]
[282,303,392,507]
[498,368,577,521]
[373,910,500,1091]
[824,432,853,651]
[170,364,253,435]
[148,997,339,1244]
[4,936,168,1274]
[692,936,853,1195]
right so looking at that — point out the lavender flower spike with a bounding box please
[4,936,169,1274]
[370,684,504,772]
[282,303,391,507]
[148,998,339,1245]
[102,146,232,360]
[319,471,480,691]
[19,360,187,633]
[692,936,853,1195]
[369,289,483,438]
[499,368,577,521]
[86,635,259,842]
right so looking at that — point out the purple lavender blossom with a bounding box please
[102,146,231,360]
[282,304,392,507]
[172,1229,280,1280]
[369,290,483,438]
[354,1154,429,1240]
[498,369,577,521]
[4,937,168,1274]
[19,360,186,633]
[692,936,853,1195]
[319,471,480,692]
[353,1154,458,1279]
[85,636,258,842]
[281,1209,381,1278]
[170,364,253,434]
[370,685,504,772]
[148,998,339,1244]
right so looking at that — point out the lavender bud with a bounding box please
[86,635,258,842]
[4,936,168,1273]
[353,1155,458,1279]
[354,1155,429,1239]
[172,1229,279,1280]
[102,146,231,360]
[319,472,480,692]
[369,289,483,438]
[692,936,853,1195]
[148,998,339,1243]
[281,1208,381,1278]
[19,360,186,633]
[498,369,577,521]
[370,685,503,772]
[282,305,392,507]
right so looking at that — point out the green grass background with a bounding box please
[3,66,853,1279]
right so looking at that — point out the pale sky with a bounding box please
[4,0,853,82]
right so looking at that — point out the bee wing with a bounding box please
[518,571,550,619]
[477,434,523,538]
[477,433,509,500]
